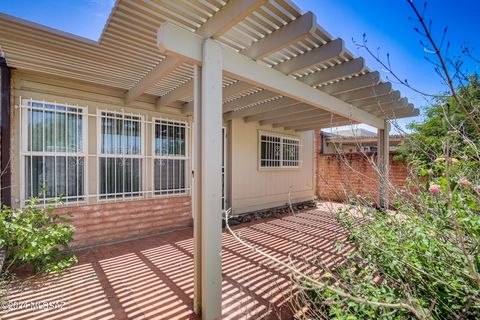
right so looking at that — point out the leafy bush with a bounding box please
[0,198,77,274]
[303,76,480,319]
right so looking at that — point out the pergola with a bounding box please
[0,1,418,318]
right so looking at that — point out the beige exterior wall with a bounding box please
[10,70,315,217]
[229,118,315,215]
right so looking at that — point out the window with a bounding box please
[99,111,143,199]
[153,119,188,195]
[260,133,300,168]
[22,100,86,205]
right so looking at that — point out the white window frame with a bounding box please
[152,118,190,196]
[258,131,301,169]
[97,109,145,201]
[20,98,88,206]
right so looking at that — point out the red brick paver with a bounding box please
[1,205,349,320]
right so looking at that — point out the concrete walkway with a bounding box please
[1,204,349,320]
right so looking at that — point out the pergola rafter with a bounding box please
[274,38,345,74]
[265,109,330,126]
[241,11,316,60]
[225,97,299,121]
[299,57,365,86]
[246,103,313,123]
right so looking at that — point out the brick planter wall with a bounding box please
[316,152,409,202]
[313,128,409,203]
[54,196,192,248]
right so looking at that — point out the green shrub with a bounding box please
[0,198,77,274]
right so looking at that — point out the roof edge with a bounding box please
[0,12,99,46]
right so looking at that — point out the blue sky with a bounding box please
[1,0,479,133]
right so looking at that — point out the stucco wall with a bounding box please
[229,118,315,214]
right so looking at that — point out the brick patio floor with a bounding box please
[1,204,350,320]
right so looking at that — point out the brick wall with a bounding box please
[314,130,409,202]
[54,196,192,248]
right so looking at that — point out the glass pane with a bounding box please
[132,120,141,155]
[44,111,55,152]
[30,110,43,152]
[154,158,186,195]
[99,157,141,198]
[66,113,78,152]
[99,158,106,195]
[107,157,115,195]
[133,158,141,193]
[56,112,66,152]
[56,156,67,197]
[44,156,55,198]
[32,156,43,197]
[115,158,124,194]
[115,118,123,154]
[67,157,79,197]
[77,114,83,152]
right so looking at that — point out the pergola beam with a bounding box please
[352,90,401,108]
[374,104,418,119]
[335,82,392,102]
[225,97,298,121]
[274,38,344,74]
[300,57,364,86]
[157,80,193,107]
[158,22,385,128]
[320,71,380,95]
[195,0,268,38]
[241,12,316,60]
[125,56,182,105]
[361,98,408,112]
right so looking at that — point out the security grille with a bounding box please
[98,111,143,199]
[153,119,189,195]
[260,133,301,168]
[21,99,86,205]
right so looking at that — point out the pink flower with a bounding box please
[325,298,334,306]
[429,184,441,194]
[474,185,480,193]
[458,178,472,187]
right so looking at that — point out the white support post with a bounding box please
[377,121,390,209]
[192,64,202,314]
[192,38,223,319]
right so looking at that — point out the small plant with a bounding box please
[0,197,77,274]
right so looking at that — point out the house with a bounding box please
[0,1,418,317]
[319,129,406,154]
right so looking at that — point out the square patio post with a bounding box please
[377,120,390,209]
[193,38,223,319]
